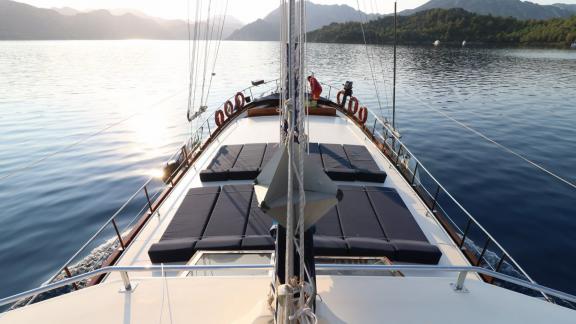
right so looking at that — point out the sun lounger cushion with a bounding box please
[365,187,428,242]
[343,145,387,183]
[160,187,220,241]
[320,144,357,181]
[392,240,442,264]
[241,235,275,250]
[202,185,252,237]
[195,236,242,251]
[229,144,266,180]
[200,145,243,182]
[148,238,197,264]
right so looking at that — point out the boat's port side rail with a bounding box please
[319,82,574,308]
[2,265,576,309]
[9,80,279,310]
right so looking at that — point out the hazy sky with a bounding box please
[19,0,576,23]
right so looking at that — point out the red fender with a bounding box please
[234,92,246,110]
[224,100,234,117]
[336,90,346,105]
[215,109,225,127]
[348,97,359,115]
[358,106,368,124]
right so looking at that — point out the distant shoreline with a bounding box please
[1,39,572,50]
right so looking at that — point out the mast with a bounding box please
[392,1,397,130]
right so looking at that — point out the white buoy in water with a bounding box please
[462,40,467,47]
[433,40,440,47]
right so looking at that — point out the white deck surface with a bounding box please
[109,113,473,280]
[4,113,575,322]
[2,275,574,323]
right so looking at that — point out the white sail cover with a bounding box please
[254,144,339,230]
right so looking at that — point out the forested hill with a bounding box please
[307,9,576,47]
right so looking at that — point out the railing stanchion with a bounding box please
[120,271,132,292]
[372,119,377,135]
[495,255,507,272]
[430,185,441,211]
[181,146,189,166]
[111,219,125,250]
[454,271,468,292]
[460,219,472,248]
[64,267,78,291]
[144,186,154,213]
[411,162,419,186]
[207,120,212,137]
[477,238,491,266]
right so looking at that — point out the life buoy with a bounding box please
[336,90,345,105]
[358,107,368,124]
[348,97,359,115]
[234,92,245,109]
[215,109,225,127]
[224,100,234,117]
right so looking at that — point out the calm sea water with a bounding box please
[0,41,575,299]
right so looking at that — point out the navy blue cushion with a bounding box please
[201,145,243,182]
[148,238,197,263]
[314,236,348,256]
[195,236,242,251]
[338,186,387,239]
[325,168,357,181]
[392,240,442,264]
[245,192,274,236]
[241,235,275,250]
[161,187,220,241]
[203,185,252,237]
[346,237,396,258]
[229,144,266,180]
[365,187,428,242]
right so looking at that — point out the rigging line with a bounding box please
[0,88,186,183]
[407,93,576,190]
[187,0,202,122]
[199,0,213,107]
[189,0,203,124]
[355,0,386,121]
[369,0,392,119]
[204,0,230,105]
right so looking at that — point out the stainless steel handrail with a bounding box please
[2,265,576,308]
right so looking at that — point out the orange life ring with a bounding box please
[224,100,234,117]
[358,107,368,124]
[215,109,225,127]
[348,97,359,115]
[336,90,345,105]
[234,92,245,109]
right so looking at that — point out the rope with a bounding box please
[408,93,576,190]
[158,263,175,324]
[0,88,185,183]
[355,0,386,121]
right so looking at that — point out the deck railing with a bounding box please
[318,81,576,307]
[12,80,279,308]
[2,265,576,309]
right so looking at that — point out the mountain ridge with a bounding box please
[0,0,243,40]
[400,0,576,20]
[227,2,379,41]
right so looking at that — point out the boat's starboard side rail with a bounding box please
[2,265,576,310]
[318,81,571,306]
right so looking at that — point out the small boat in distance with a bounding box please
[433,40,440,47]
[462,40,467,47]
[571,41,576,49]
